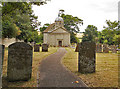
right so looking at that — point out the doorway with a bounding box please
[58,41,62,47]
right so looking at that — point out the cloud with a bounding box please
[32,0,119,31]
[89,0,119,13]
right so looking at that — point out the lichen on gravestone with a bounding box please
[7,42,33,81]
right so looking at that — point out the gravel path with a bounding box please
[38,48,87,87]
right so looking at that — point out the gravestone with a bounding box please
[0,45,5,89]
[78,42,96,73]
[103,44,109,53]
[7,42,33,81]
[96,43,102,53]
[42,43,48,52]
[34,44,40,52]
[75,43,80,52]
[0,45,5,65]
[109,45,117,53]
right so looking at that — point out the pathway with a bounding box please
[38,48,87,87]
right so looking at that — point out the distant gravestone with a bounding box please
[7,42,33,81]
[96,43,102,53]
[75,43,80,52]
[42,43,48,52]
[34,44,40,52]
[109,45,117,53]
[103,44,109,53]
[78,42,96,73]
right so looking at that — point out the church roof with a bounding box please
[43,23,69,33]
[43,23,55,33]
[50,26,70,33]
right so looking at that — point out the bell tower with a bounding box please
[55,10,64,28]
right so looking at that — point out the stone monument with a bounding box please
[78,42,96,73]
[7,42,33,81]
[34,44,40,52]
[42,43,48,52]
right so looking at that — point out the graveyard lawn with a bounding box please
[62,47,118,87]
[2,47,58,87]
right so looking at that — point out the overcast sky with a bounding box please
[32,0,119,32]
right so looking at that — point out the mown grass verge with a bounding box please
[62,47,118,87]
[2,47,58,87]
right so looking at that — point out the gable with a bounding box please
[51,27,69,34]
[43,23,55,33]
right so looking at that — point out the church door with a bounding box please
[58,41,62,47]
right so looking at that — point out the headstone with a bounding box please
[96,43,102,53]
[0,45,5,89]
[42,43,48,52]
[109,45,117,53]
[7,42,33,81]
[103,44,109,53]
[0,45,5,65]
[34,44,40,52]
[78,42,96,73]
[75,43,80,52]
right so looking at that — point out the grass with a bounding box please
[62,47,118,87]
[2,47,58,87]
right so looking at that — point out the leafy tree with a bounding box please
[60,12,83,43]
[82,25,98,42]
[61,14,83,33]
[98,20,119,45]
[40,23,50,32]
[70,33,79,43]
[2,1,49,42]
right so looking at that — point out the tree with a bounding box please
[98,20,119,45]
[61,14,83,33]
[70,33,79,43]
[61,12,83,43]
[2,1,49,42]
[40,23,50,32]
[82,25,98,42]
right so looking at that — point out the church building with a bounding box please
[43,15,70,47]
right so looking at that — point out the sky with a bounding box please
[32,0,119,32]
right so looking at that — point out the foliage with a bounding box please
[2,1,49,42]
[61,14,83,33]
[34,33,43,43]
[60,12,83,43]
[70,33,79,43]
[98,20,120,45]
[82,25,98,42]
[2,19,21,38]
[40,23,50,32]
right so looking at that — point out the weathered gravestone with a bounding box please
[103,44,109,53]
[75,43,80,52]
[0,45,5,89]
[78,42,96,73]
[42,43,48,52]
[34,44,40,52]
[96,43,102,53]
[0,45,5,65]
[7,42,33,81]
[109,45,117,53]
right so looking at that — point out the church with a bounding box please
[43,15,70,47]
